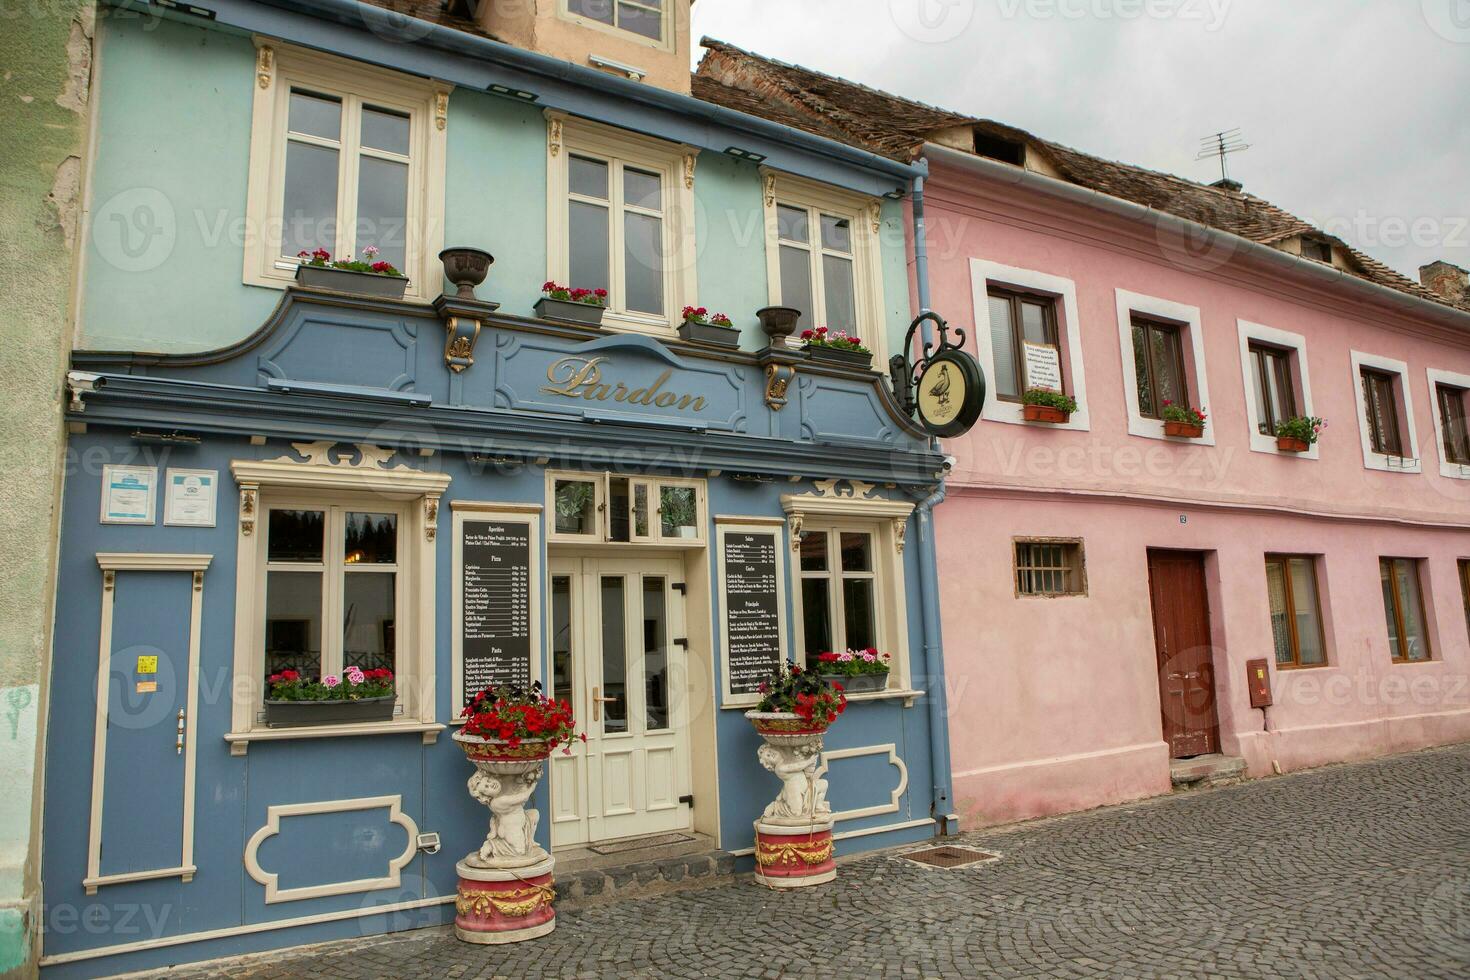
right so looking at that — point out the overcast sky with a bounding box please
[691,0,1470,282]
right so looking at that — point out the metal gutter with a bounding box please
[923,142,1470,334]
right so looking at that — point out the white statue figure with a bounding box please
[468,767,542,863]
[757,741,830,822]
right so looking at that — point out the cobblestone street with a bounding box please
[149,744,1470,979]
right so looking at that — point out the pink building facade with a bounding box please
[922,145,1470,828]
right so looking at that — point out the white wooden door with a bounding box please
[548,556,692,848]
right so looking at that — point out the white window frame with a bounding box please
[1349,350,1421,474]
[782,491,914,699]
[226,451,450,752]
[559,0,673,50]
[1236,319,1318,460]
[545,112,698,336]
[1426,367,1470,480]
[1115,289,1214,446]
[244,41,449,301]
[969,259,1090,431]
[761,168,888,366]
[545,470,707,546]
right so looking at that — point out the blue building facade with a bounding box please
[40,1,955,973]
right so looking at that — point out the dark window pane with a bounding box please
[624,211,664,315]
[345,512,396,564]
[1150,326,1184,406]
[1288,558,1325,666]
[799,531,828,572]
[1132,321,1154,417]
[343,571,395,674]
[266,570,322,677]
[355,155,408,270]
[552,576,573,705]
[1380,560,1401,661]
[570,155,609,199]
[268,510,325,563]
[1020,301,1052,346]
[281,141,339,257]
[600,576,628,734]
[608,478,630,542]
[989,295,1018,399]
[633,483,649,538]
[801,578,832,655]
[778,245,813,330]
[287,90,341,140]
[643,577,668,731]
[822,254,856,335]
[842,578,876,651]
[840,532,872,572]
[1266,560,1293,665]
[1394,561,1430,662]
[569,201,611,294]
[360,106,410,155]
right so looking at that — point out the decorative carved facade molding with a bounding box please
[764,363,794,411]
[547,114,564,157]
[256,46,274,89]
[683,152,697,190]
[239,486,258,536]
[434,90,449,131]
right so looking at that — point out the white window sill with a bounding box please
[845,687,925,708]
[225,720,445,756]
[1363,452,1422,474]
[983,400,1091,432]
[1248,432,1320,460]
[1438,460,1470,480]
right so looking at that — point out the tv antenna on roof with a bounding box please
[1197,128,1251,187]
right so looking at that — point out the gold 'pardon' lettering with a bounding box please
[540,356,708,413]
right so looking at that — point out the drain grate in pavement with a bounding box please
[903,845,999,869]
[587,833,695,855]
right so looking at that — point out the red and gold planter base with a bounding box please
[454,856,556,944]
[753,820,836,888]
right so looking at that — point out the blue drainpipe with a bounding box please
[908,163,957,835]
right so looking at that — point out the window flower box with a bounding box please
[1164,421,1205,438]
[263,667,397,728]
[1021,390,1078,424]
[293,247,409,299]
[535,282,607,327]
[1161,401,1207,439]
[800,327,872,370]
[1276,436,1310,453]
[264,695,396,728]
[815,649,891,693]
[677,307,740,348]
[1274,416,1325,453]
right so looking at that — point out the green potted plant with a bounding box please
[814,648,891,694]
[1161,400,1208,438]
[659,487,699,538]
[1021,389,1078,424]
[263,666,396,727]
[554,481,596,534]
[535,281,608,327]
[1275,415,1326,453]
[799,326,872,370]
[293,246,409,299]
[677,306,740,348]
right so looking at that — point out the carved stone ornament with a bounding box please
[893,517,908,553]
[443,315,482,374]
[810,478,878,500]
[425,495,440,541]
[763,172,778,208]
[434,90,449,131]
[756,737,830,825]
[256,46,273,89]
[466,765,545,867]
[764,363,794,411]
[683,152,697,190]
[270,441,406,471]
[547,116,563,157]
[869,200,882,234]
[788,512,804,551]
[239,486,258,536]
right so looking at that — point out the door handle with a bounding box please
[175,708,186,756]
[592,686,617,722]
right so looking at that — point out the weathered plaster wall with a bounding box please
[0,1,94,974]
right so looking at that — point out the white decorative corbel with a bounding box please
[256,45,274,90]
[683,152,697,190]
[893,518,907,554]
[788,513,804,551]
[434,90,449,132]
[869,200,883,235]
[546,111,565,157]
[239,485,259,537]
[763,172,777,208]
[425,495,440,542]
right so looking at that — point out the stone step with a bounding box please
[1170,754,1248,791]
[554,850,737,909]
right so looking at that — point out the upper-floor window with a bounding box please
[1361,367,1404,457]
[1249,343,1297,435]
[1436,383,1470,466]
[1131,315,1189,419]
[799,528,879,658]
[245,45,448,299]
[1379,557,1432,663]
[565,0,664,41]
[1264,555,1326,668]
[987,288,1061,402]
[1460,559,1470,640]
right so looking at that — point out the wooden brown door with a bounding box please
[1146,550,1220,758]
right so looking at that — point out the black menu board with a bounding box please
[460,519,532,702]
[722,530,784,697]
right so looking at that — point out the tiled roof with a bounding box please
[695,38,1469,315]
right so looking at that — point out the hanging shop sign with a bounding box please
[890,311,985,438]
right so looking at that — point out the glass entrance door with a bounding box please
[548,556,692,847]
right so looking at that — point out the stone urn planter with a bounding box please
[1023,403,1071,424]
[745,711,836,888]
[755,306,802,345]
[1164,420,1205,439]
[803,344,873,370]
[439,247,494,298]
[294,263,409,299]
[452,731,557,944]
[1276,435,1310,453]
[819,672,888,694]
[534,296,605,327]
[263,695,396,728]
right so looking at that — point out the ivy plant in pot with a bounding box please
[1275,415,1326,453]
[264,666,396,727]
[799,327,872,370]
[745,660,848,737]
[293,247,409,299]
[814,648,891,694]
[1161,401,1208,438]
[1021,389,1078,424]
[677,306,740,348]
[535,281,608,327]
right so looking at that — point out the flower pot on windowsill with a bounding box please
[1163,421,1205,439]
[263,695,397,728]
[534,297,606,327]
[1022,403,1071,424]
[1276,436,1310,453]
[677,319,741,348]
[294,264,409,299]
[804,345,873,370]
[820,672,889,694]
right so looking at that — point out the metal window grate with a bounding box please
[903,845,999,869]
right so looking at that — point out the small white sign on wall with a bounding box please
[100,465,157,525]
[1023,342,1063,393]
[164,469,218,527]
